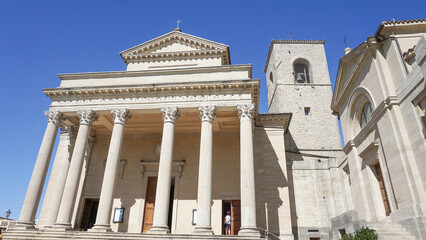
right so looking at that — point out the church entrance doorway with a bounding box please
[142,177,157,232]
[142,176,176,233]
[79,198,99,231]
[222,200,240,235]
[374,163,391,216]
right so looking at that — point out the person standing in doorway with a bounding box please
[224,210,232,235]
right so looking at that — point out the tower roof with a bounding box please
[264,40,325,72]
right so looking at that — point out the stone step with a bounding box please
[3,230,264,240]
[365,221,416,240]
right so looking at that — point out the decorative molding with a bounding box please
[161,106,180,123]
[237,104,255,121]
[119,30,230,65]
[139,160,185,178]
[50,93,252,107]
[46,111,65,126]
[77,110,98,126]
[111,109,132,125]
[198,105,216,122]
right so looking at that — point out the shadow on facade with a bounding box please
[254,128,288,236]
[285,131,303,238]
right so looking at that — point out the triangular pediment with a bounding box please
[332,42,368,111]
[120,30,230,65]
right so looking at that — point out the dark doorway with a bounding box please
[222,200,241,235]
[79,198,99,231]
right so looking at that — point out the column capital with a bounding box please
[237,104,255,121]
[77,110,98,126]
[161,106,180,123]
[198,105,216,123]
[46,111,65,126]
[111,109,132,125]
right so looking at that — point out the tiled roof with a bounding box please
[383,19,426,25]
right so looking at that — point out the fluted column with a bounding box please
[148,107,180,234]
[91,109,131,232]
[40,126,76,228]
[15,111,64,229]
[237,104,260,236]
[194,106,216,235]
[53,110,98,230]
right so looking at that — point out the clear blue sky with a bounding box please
[0,0,424,220]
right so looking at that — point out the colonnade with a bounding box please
[15,105,259,236]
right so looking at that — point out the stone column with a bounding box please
[148,107,180,234]
[15,111,64,229]
[91,109,131,232]
[40,126,76,228]
[53,110,98,230]
[237,104,260,236]
[194,106,216,235]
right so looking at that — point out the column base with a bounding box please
[193,226,214,235]
[51,222,72,231]
[12,222,36,230]
[238,227,261,237]
[89,224,112,232]
[147,225,170,234]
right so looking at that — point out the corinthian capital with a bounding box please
[77,110,98,126]
[160,106,180,123]
[46,111,65,126]
[237,104,255,121]
[199,105,216,122]
[111,109,132,125]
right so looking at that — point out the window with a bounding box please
[360,102,372,128]
[304,107,310,115]
[293,59,310,83]
[269,72,274,83]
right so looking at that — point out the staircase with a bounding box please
[366,221,416,240]
[2,230,263,240]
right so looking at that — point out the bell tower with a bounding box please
[265,39,341,151]
[264,40,345,239]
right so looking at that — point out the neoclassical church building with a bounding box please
[6,20,425,240]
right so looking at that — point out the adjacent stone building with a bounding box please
[331,20,426,239]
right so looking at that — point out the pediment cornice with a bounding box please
[331,40,381,112]
[120,31,230,65]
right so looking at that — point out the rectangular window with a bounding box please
[304,107,310,115]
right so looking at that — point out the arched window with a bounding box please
[269,72,274,83]
[293,59,310,83]
[360,102,372,128]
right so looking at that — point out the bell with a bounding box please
[296,73,305,83]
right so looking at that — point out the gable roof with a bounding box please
[120,30,231,65]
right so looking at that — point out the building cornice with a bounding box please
[331,40,382,113]
[44,79,260,98]
[57,64,252,80]
[255,113,292,132]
